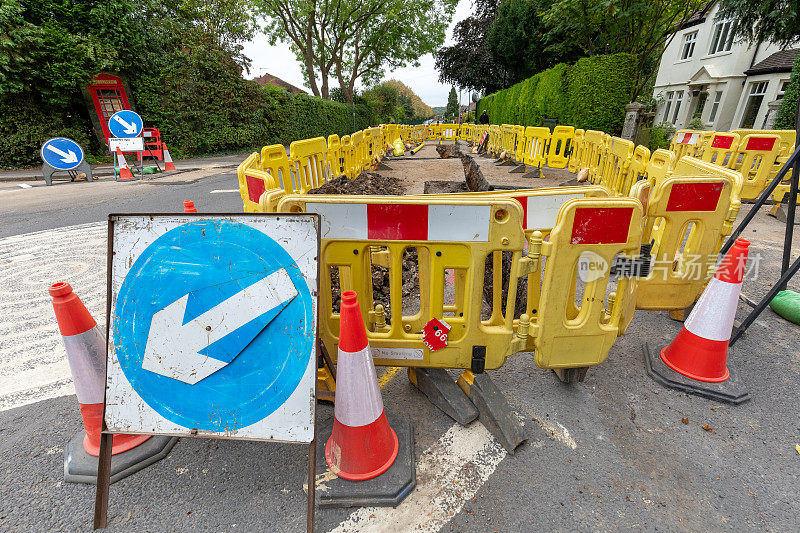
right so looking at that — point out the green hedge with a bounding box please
[477,53,637,134]
[775,54,800,130]
[0,43,373,169]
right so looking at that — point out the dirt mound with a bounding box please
[308,172,405,195]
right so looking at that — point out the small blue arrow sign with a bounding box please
[108,110,143,138]
[41,138,84,170]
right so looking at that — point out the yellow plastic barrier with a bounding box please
[383,124,400,146]
[635,171,736,311]
[499,124,516,155]
[728,133,782,200]
[237,145,293,212]
[597,137,634,196]
[522,126,550,169]
[627,145,651,187]
[534,197,644,369]
[771,143,798,203]
[290,136,330,192]
[512,125,525,162]
[327,134,345,178]
[350,130,366,177]
[440,124,460,141]
[699,132,740,167]
[487,125,501,154]
[568,129,585,173]
[670,130,705,159]
[643,148,676,187]
[547,125,574,169]
[583,130,607,182]
[276,195,527,370]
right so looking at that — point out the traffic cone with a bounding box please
[183,200,197,213]
[163,142,177,172]
[644,238,751,404]
[50,282,178,483]
[325,290,399,481]
[115,148,134,180]
[661,238,750,382]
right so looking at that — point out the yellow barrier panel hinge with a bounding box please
[516,231,544,277]
[509,313,531,353]
[370,247,391,268]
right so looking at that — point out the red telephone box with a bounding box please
[88,74,131,142]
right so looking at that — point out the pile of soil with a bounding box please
[308,172,405,195]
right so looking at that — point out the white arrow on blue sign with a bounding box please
[40,137,84,170]
[108,110,143,138]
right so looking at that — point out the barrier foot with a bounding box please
[770,203,800,224]
[65,432,178,484]
[457,371,526,454]
[408,367,478,426]
[668,304,694,322]
[553,367,588,384]
[313,413,415,508]
[520,168,542,179]
[509,164,527,174]
[643,342,750,404]
[495,159,517,167]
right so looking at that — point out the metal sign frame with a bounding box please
[94,213,321,532]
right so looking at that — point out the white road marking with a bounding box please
[530,414,578,449]
[17,184,33,189]
[0,222,106,412]
[209,189,239,193]
[329,422,506,533]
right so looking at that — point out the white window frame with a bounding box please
[680,31,697,60]
[663,91,675,122]
[739,81,769,128]
[777,80,790,99]
[708,91,723,123]
[708,19,735,55]
[672,90,684,124]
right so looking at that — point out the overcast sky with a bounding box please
[241,0,474,108]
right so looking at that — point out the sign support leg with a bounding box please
[93,427,113,529]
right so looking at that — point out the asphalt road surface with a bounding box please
[1,165,799,531]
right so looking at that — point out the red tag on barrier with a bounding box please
[422,318,450,351]
[366,204,428,240]
[570,207,633,244]
[245,175,266,203]
[513,197,528,229]
[745,137,776,151]
[711,135,734,149]
[682,133,692,144]
[666,182,723,211]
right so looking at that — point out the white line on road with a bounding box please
[0,222,106,412]
[17,184,32,189]
[329,422,506,533]
[209,189,240,194]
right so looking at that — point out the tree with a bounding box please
[399,93,415,122]
[540,0,705,101]
[362,83,400,123]
[445,87,458,120]
[256,0,458,102]
[435,0,511,93]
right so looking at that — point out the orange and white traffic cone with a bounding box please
[183,200,197,213]
[115,148,134,180]
[645,238,751,404]
[163,142,177,172]
[325,290,399,480]
[50,282,177,483]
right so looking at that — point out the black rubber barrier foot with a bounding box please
[495,159,517,167]
[509,164,527,174]
[458,372,526,454]
[64,432,178,484]
[408,367,479,426]
[521,168,542,179]
[643,342,750,405]
[314,413,415,508]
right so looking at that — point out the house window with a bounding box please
[672,90,684,123]
[777,80,790,99]
[693,92,708,119]
[708,91,723,122]
[663,91,674,122]
[681,32,697,60]
[740,81,768,128]
[709,19,735,55]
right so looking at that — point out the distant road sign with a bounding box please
[109,137,144,152]
[40,138,84,171]
[105,214,320,442]
[108,110,143,138]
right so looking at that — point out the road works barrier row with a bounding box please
[235,121,781,378]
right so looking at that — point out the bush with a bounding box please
[775,55,800,130]
[477,53,637,134]
[687,116,705,130]
[649,122,676,152]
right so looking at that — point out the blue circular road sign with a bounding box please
[113,220,315,432]
[108,110,143,138]
[40,137,84,171]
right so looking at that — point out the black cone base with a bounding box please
[643,342,750,404]
[314,413,415,508]
[64,431,178,484]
